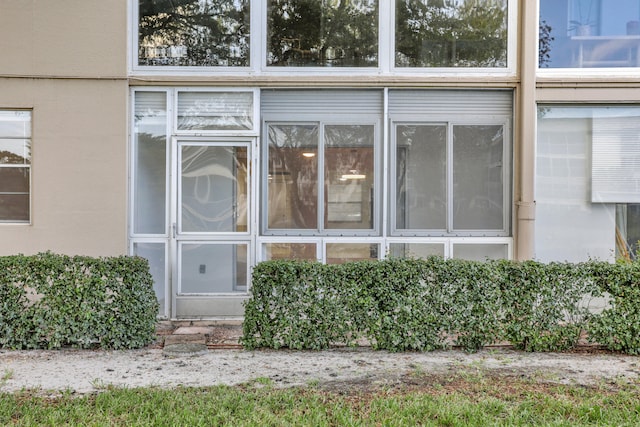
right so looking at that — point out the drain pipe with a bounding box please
[516,0,537,260]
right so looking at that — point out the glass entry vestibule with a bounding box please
[130,88,513,319]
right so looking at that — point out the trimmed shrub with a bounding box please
[242,257,640,354]
[0,252,158,350]
[588,261,640,355]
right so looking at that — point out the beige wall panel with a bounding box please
[0,0,126,77]
[0,78,128,257]
[537,87,640,103]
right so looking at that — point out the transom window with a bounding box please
[0,111,31,223]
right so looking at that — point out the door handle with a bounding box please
[172,223,176,239]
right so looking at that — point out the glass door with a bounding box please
[172,139,252,317]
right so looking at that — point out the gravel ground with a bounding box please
[1,347,639,396]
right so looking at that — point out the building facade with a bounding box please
[1,0,639,319]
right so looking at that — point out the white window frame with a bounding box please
[0,110,32,225]
[129,0,517,77]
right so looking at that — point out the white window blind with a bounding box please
[592,113,640,203]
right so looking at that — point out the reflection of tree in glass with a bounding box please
[538,20,554,68]
[267,0,378,67]
[138,0,249,67]
[0,151,27,164]
[396,0,507,67]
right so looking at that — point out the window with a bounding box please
[389,90,511,237]
[267,0,378,67]
[134,0,514,72]
[261,89,381,235]
[0,111,31,223]
[539,0,640,68]
[265,123,376,232]
[138,0,250,67]
[535,105,640,262]
[395,0,508,68]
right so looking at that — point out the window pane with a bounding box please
[133,242,167,316]
[389,242,444,258]
[177,92,253,131]
[267,124,319,229]
[0,139,30,165]
[133,92,167,235]
[0,167,29,193]
[396,125,446,230]
[0,111,30,138]
[616,204,640,260]
[138,0,250,67]
[263,243,317,260]
[326,243,378,264]
[453,125,504,230]
[452,243,508,260]
[325,125,375,229]
[181,146,248,233]
[396,0,508,67]
[180,243,248,293]
[540,0,640,68]
[267,0,378,67]
[0,194,29,222]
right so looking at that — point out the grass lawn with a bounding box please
[2,372,639,426]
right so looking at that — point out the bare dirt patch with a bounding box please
[1,347,639,396]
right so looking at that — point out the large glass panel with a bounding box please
[138,0,250,67]
[453,125,504,230]
[177,92,253,131]
[0,111,30,223]
[263,242,317,260]
[180,243,248,293]
[539,0,640,68]
[267,0,378,67]
[180,145,248,233]
[133,242,167,316]
[536,106,615,262]
[326,242,379,263]
[324,125,375,229]
[267,124,319,229]
[396,124,446,230]
[133,92,167,235]
[395,0,508,67]
[388,242,445,258]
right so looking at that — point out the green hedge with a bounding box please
[0,252,158,350]
[242,257,640,354]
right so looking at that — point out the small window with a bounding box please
[395,0,508,68]
[0,111,31,223]
[266,0,378,67]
